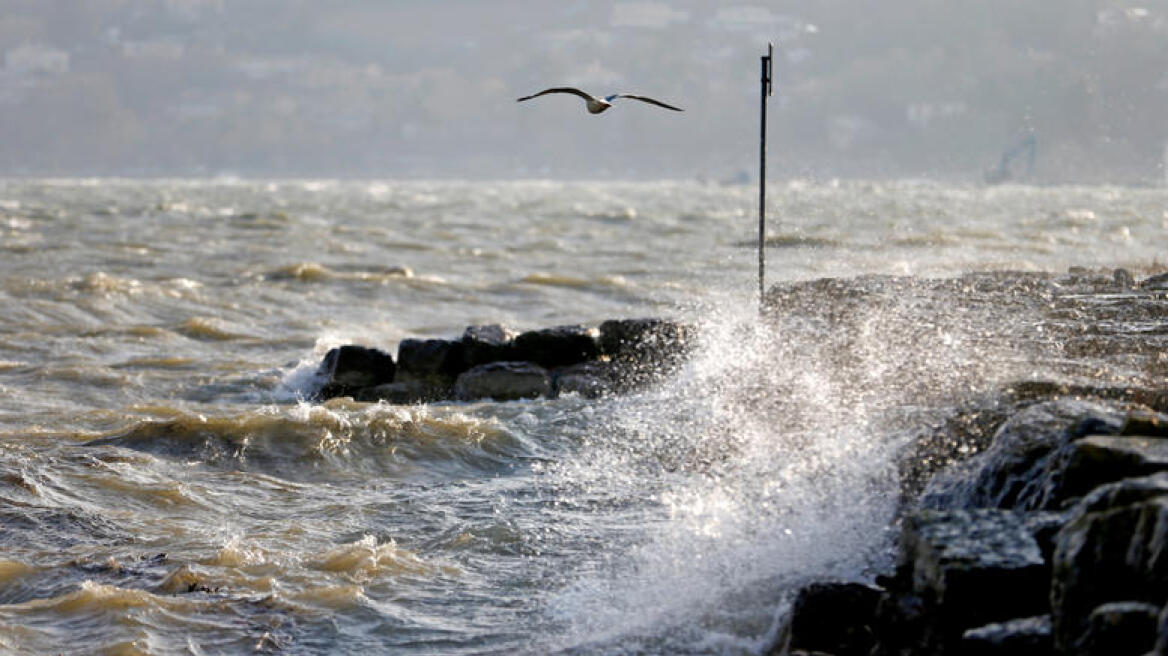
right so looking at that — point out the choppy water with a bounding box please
[0,178,1165,654]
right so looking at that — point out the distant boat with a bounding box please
[984,133,1037,184]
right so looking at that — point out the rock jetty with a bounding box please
[312,318,691,404]
[771,399,1168,656]
[768,268,1168,656]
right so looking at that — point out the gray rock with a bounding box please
[898,509,1048,633]
[1052,474,1168,652]
[961,615,1053,656]
[461,324,517,368]
[770,581,883,656]
[453,362,551,401]
[513,325,599,369]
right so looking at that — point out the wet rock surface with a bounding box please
[767,268,1168,655]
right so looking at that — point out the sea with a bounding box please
[0,178,1165,654]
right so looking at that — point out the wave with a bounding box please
[87,403,530,481]
[263,262,415,284]
[174,316,252,342]
[519,272,630,289]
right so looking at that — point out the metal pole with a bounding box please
[759,43,773,308]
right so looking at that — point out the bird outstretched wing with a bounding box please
[611,94,684,111]
[517,87,599,103]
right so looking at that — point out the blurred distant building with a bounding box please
[5,44,70,76]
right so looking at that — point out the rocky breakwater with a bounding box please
[311,318,691,404]
[768,270,1168,656]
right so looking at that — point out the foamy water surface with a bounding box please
[0,178,1165,654]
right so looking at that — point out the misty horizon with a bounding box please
[1,1,1166,184]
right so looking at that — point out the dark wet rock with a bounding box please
[1021,511,1071,566]
[599,318,692,389]
[461,324,517,368]
[897,509,1048,644]
[1073,601,1159,655]
[1121,409,1168,437]
[1051,474,1168,652]
[1058,435,1168,502]
[453,362,551,401]
[513,325,599,369]
[1153,603,1168,656]
[354,380,438,404]
[770,581,883,656]
[1143,272,1168,290]
[870,591,934,655]
[961,615,1053,656]
[598,318,690,361]
[316,345,396,399]
[919,400,1125,512]
[553,361,617,399]
[396,338,466,380]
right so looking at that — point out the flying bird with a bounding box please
[516,87,684,114]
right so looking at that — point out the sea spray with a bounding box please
[544,298,906,652]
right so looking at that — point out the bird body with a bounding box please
[517,87,683,114]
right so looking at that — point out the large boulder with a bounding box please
[919,400,1125,511]
[397,338,466,379]
[896,509,1049,646]
[461,324,518,368]
[1051,473,1168,652]
[598,318,690,361]
[1058,436,1168,502]
[316,345,396,399]
[770,581,883,656]
[453,362,551,401]
[598,318,692,388]
[513,325,599,368]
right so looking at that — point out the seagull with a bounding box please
[516,87,684,114]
